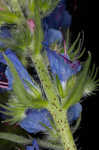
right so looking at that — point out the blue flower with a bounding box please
[45,47,81,83]
[0,26,11,38]
[19,109,52,134]
[0,49,34,91]
[0,25,12,48]
[26,139,39,150]
[19,104,82,134]
[67,103,82,123]
[43,0,72,30]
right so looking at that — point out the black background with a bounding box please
[68,0,98,150]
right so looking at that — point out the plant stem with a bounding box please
[32,54,77,150]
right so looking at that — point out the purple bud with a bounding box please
[43,0,72,29]
[67,103,82,123]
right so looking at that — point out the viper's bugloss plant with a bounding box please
[0,0,98,150]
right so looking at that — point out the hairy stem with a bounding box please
[32,54,77,150]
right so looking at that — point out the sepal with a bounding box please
[83,64,99,96]
[55,75,64,98]
[62,75,76,99]
[62,52,91,109]
[71,114,82,134]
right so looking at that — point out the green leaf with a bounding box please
[67,33,80,56]
[83,64,99,96]
[37,138,62,150]
[23,79,41,98]
[66,28,70,50]
[3,54,31,104]
[31,1,43,55]
[1,0,23,16]
[0,132,32,144]
[0,10,20,24]
[71,114,82,134]
[29,98,48,109]
[39,0,60,18]
[62,52,91,109]
[62,75,76,99]
[40,120,58,141]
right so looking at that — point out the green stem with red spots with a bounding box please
[32,54,77,150]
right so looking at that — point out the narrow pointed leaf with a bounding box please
[76,47,86,60]
[0,132,32,144]
[66,28,70,50]
[0,10,20,23]
[63,52,91,109]
[70,39,81,60]
[23,79,41,98]
[71,114,82,134]
[67,33,80,55]
[3,54,30,104]
[30,98,48,109]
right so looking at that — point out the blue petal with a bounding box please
[19,109,52,134]
[0,26,11,38]
[45,47,81,82]
[0,26,12,48]
[44,28,63,46]
[19,103,82,133]
[67,103,82,123]
[0,49,34,91]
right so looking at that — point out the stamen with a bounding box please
[64,40,67,57]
